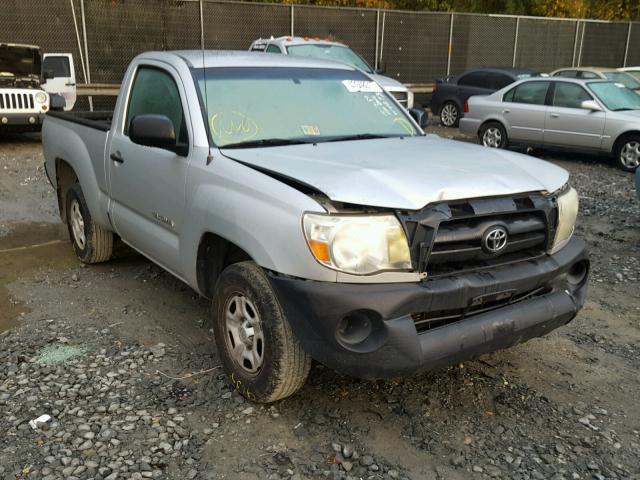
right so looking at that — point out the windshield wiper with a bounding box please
[613,107,637,111]
[322,133,401,143]
[221,138,312,149]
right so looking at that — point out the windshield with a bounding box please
[0,44,41,77]
[588,81,640,111]
[192,67,417,148]
[286,44,373,73]
[603,71,640,90]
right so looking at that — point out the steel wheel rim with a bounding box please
[223,293,264,375]
[482,127,502,148]
[70,199,86,249]
[441,104,457,126]
[620,141,640,169]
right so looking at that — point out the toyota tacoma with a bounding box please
[42,51,588,402]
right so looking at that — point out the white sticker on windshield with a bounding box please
[342,80,383,93]
[614,82,625,88]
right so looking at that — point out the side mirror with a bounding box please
[50,94,66,111]
[43,69,55,80]
[409,107,429,129]
[581,99,603,112]
[130,114,179,152]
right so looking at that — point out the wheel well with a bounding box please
[196,232,253,298]
[55,158,78,223]
[612,131,640,154]
[478,119,505,138]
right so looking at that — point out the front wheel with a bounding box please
[480,121,508,149]
[212,261,311,403]
[615,135,640,172]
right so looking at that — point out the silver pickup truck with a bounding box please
[42,51,589,403]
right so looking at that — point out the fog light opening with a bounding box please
[1,117,7,124]
[567,260,589,287]
[28,116,36,124]
[336,312,374,346]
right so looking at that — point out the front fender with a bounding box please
[179,152,339,290]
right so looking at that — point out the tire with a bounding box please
[65,183,113,264]
[480,121,508,149]
[439,101,460,127]
[614,134,640,172]
[212,261,311,403]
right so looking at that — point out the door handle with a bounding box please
[65,82,76,86]
[550,113,559,118]
[110,152,124,164]
[502,109,510,114]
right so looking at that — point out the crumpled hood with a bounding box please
[222,135,569,210]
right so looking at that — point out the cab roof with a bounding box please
[252,36,346,48]
[141,49,355,70]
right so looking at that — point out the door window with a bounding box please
[125,67,187,144]
[552,82,593,109]
[505,81,550,105]
[266,44,282,54]
[43,56,71,77]
[458,72,489,88]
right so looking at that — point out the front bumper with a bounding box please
[0,112,45,128]
[268,237,588,379]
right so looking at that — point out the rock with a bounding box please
[359,455,374,467]
[342,444,354,459]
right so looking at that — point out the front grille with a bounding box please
[0,92,35,111]
[390,91,408,106]
[398,194,557,277]
[411,286,552,333]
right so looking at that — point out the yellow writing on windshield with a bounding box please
[211,111,259,143]
[393,116,416,135]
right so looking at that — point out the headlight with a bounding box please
[407,90,415,109]
[34,92,47,104]
[303,213,411,275]
[549,186,579,254]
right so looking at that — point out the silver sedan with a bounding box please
[459,77,640,171]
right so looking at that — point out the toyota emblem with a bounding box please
[482,226,508,254]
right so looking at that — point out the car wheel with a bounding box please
[212,261,312,403]
[480,122,508,149]
[65,183,113,263]
[439,102,459,127]
[615,135,640,172]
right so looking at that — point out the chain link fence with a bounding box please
[1,0,639,91]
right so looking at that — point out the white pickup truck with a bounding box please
[42,50,589,403]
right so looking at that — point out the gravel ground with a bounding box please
[0,127,639,480]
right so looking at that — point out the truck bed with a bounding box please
[46,110,113,132]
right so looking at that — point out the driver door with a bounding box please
[108,64,192,275]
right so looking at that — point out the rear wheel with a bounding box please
[439,101,460,127]
[65,183,113,264]
[615,135,640,172]
[480,121,508,149]
[212,261,311,403]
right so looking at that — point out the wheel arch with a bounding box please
[54,158,79,223]
[612,130,640,155]
[196,231,253,299]
[478,118,507,138]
